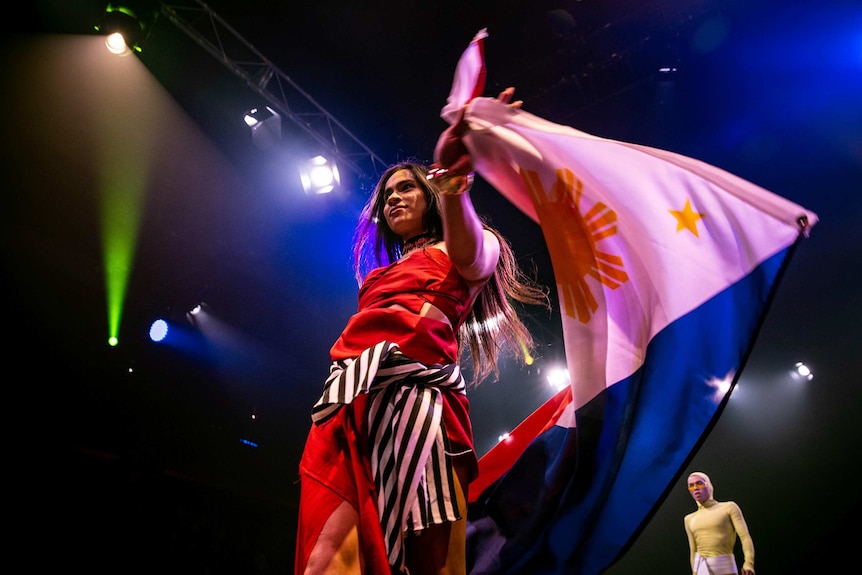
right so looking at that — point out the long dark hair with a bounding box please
[352,162,550,385]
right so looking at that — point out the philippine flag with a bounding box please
[442,30,819,575]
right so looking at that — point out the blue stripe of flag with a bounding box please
[468,244,794,575]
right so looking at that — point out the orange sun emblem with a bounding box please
[521,168,629,324]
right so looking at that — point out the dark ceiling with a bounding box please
[4,0,861,573]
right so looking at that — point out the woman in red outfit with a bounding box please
[296,89,549,575]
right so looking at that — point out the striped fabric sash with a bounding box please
[311,341,467,571]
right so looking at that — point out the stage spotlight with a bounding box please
[243,106,282,150]
[794,361,814,381]
[96,3,154,55]
[149,318,169,342]
[186,302,209,325]
[546,367,570,391]
[104,32,130,55]
[300,155,340,195]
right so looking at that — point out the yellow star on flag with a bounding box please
[669,199,706,237]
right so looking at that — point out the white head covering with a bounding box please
[688,471,714,500]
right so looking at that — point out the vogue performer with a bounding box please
[294,88,550,575]
[684,471,756,575]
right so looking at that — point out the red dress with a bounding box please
[295,246,478,574]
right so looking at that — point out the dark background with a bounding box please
[4,0,861,572]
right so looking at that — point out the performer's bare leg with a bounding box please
[303,500,363,575]
[405,460,469,575]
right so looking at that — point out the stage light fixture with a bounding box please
[186,302,209,325]
[794,361,814,381]
[149,318,169,342]
[243,106,282,150]
[300,155,340,195]
[96,3,154,55]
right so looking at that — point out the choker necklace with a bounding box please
[401,232,438,256]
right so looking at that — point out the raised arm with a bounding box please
[438,184,500,283]
[431,88,522,283]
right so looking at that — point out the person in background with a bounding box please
[684,471,756,575]
[295,88,550,575]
